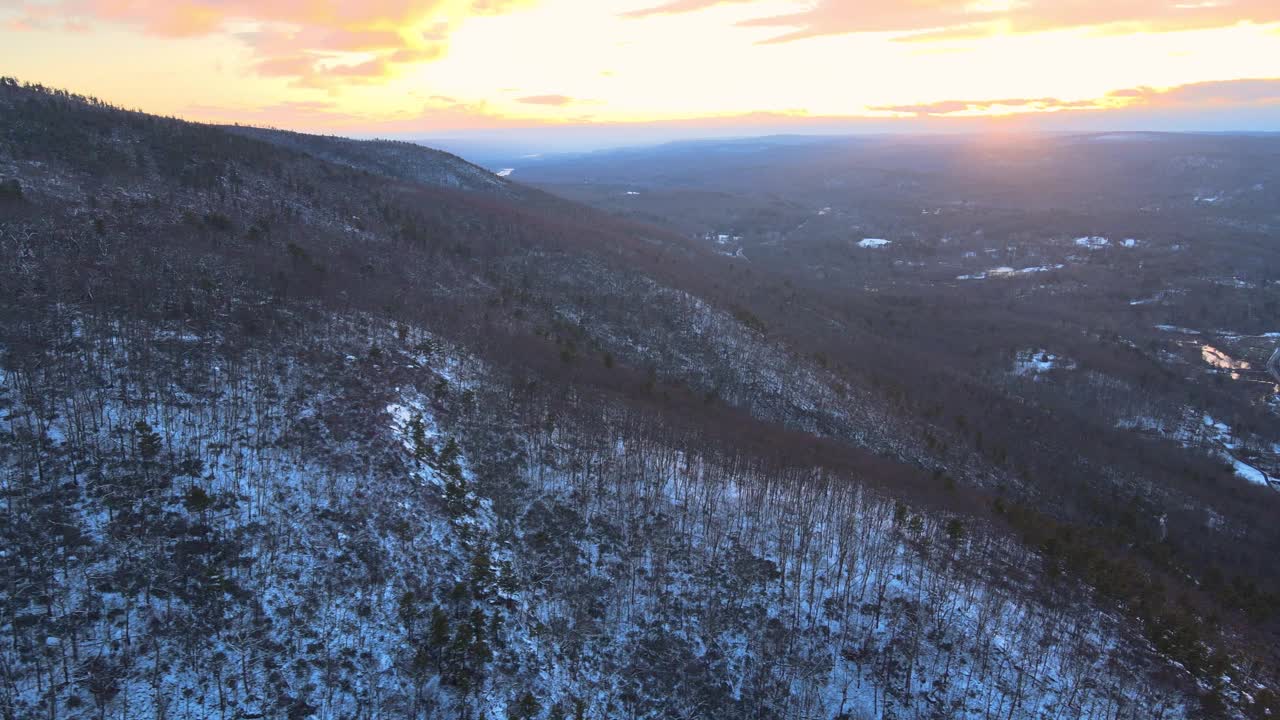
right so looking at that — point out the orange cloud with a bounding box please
[1110,77,1280,107]
[163,76,1280,144]
[623,0,750,18]
[10,0,532,86]
[629,0,1280,42]
[187,93,554,133]
[516,94,577,105]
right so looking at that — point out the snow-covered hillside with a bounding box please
[0,311,1206,719]
[3,78,1275,720]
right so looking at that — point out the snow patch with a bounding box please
[1074,236,1110,249]
[1013,349,1077,377]
[958,264,1064,281]
[1203,415,1275,488]
[1155,324,1201,335]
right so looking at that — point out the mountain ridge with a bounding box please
[1,77,1277,719]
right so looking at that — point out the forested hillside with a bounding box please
[1,79,1276,719]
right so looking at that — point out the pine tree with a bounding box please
[399,590,420,637]
[429,605,450,660]
[470,547,496,599]
[183,485,213,514]
[135,419,162,462]
[508,692,541,720]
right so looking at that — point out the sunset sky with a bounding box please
[4,0,1280,144]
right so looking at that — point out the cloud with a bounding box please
[188,94,556,133]
[1112,77,1280,107]
[188,99,371,127]
[626,0,1280,43]
[623,0,751,18]
[5,17,38,31]
[872,96,1104,116]
[186,77,1280,146]
[515,94,577,106]
[10,0,534,86]
[870,78,1280,117]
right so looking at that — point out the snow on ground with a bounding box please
[1074,236,1110,249]
[496,168,514,177]
[1117,409,1276,489]
[857,238,891,248]
[1013,349,1077,377]
[0,311,1226,719]
[958,264,1064,281]
[1116,415,1172,434]
[1203,415,1235,447]
[1228,456,1272,486]
[523,429,1191,720]
[1203,415,1275,488]
[1216,331,1280,340]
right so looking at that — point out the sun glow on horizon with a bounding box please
[3,0,1279,136]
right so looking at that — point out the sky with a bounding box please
[3,0,1280,149]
